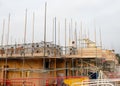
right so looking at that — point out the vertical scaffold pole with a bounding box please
[54,17,56,77]
[22,9,27,85]
[31,12,35,56]
[94,20,98,79]
[43,2,47,69]
[32,12,35,44]
[69,22,71,46]
[58,21,60,45]
[1,19,5,48]
[4,13,10,86]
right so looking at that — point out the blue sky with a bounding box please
[0,0,120,53]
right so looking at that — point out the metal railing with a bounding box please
[71,79,120,86]
[0,42,63,57]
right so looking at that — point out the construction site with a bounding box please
[0,3,120,86]
[0,38,119,86]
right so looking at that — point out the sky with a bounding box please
[0,0,120,53]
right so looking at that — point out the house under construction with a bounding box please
[0,38,118,86]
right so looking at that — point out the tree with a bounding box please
[116,54,120,64]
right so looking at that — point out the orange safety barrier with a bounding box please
[64,77,89,86]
